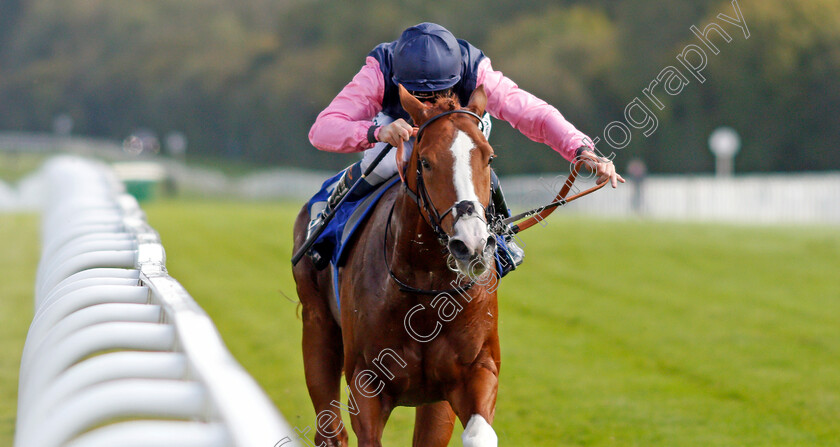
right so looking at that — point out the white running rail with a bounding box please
[15,157,299,447]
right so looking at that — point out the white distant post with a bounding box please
[165,131,188,163]
[708,127,741,177]
[52,114,74,136]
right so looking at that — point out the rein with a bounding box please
[384,107,607,294]
[501,157,609,234]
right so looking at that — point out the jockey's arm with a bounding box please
[308,57,385,153]
[478,58,624,188]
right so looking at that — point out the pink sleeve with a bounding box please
[477,58,593,162]
[308,57,385,153]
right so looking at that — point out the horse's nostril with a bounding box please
[448,238,471,260]
[486,235,496,251]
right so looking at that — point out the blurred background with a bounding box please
[1,1,839,446]
[0,0,836,172]
[1,0,838,222]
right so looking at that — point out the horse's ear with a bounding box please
[398,84,429,125]
[468,84,487,117]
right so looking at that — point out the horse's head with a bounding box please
[397,84,497,278]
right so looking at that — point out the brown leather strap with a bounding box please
[509,158,609,234]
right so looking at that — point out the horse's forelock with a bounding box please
[432,95,459,113]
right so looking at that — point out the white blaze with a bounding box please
[449,130,490,266]
[450,130,480,205]
[448,131,489,258]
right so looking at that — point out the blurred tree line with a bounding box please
[0,0,837,174]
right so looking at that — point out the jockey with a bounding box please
[307,22,624,270]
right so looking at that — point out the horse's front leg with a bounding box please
[448,357,499,447]
[346,366,393,447]
[413,401,456,447]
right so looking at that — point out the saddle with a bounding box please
[305,174,398,309]
[306,173,400,269]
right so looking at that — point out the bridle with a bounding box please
[384,108,489,295]
[403,109,489,246]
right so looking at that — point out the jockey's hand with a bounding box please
[377,119,417,147]
[580,149,626,188]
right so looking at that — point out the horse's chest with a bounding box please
[354,329,487,402]
[376,343,470,405]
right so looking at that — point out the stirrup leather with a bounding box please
[304,170,352,269]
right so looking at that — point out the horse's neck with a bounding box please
[389,192,456,282]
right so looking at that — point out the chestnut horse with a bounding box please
[293,85,501,447]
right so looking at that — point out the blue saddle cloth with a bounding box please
[307,174,400,309]
[306,173,400,268]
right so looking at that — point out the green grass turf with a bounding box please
[2,199,839,446]
[0,152,48,183]
[0,214,38,445]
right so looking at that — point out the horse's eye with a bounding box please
[488,155,496,166]
[420,158,431,170]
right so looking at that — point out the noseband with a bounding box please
[404,109,489,245]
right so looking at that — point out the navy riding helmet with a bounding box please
[392,23,462,92]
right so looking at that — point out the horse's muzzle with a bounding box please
[447,225,495,277]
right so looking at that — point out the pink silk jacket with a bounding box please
[309,57,593,162]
